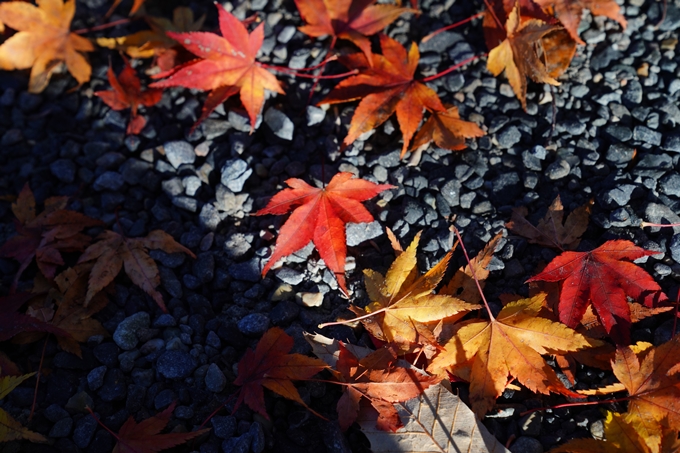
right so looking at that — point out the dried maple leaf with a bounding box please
[0,0,93,93]
[550,411,680,453]
[320,34,446,157]
[0,184,102,289]
[294,0,415,60]
[486,4,567,109]
[410,106,485,153]
[578,302,673,340]
[0,373,47,443]
[349,232,480,350]
[428,294,590,417]
[507,196,592,251]
[534,0,627,45]
[95,59,163,135]
[527,240,668,344]
[149,3,283,132]
[0,292,68,343]
[77,230,195,312]
[234,327,327,419]
[255,172,392,295]
[91,401,209,453]
[96,7,206,71]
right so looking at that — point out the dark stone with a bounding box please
[157,350,198,379]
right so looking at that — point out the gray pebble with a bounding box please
[510,436,543,453]
[221,159,252,192]
[50,159,76,183]
[346,221,383,246]
[49,417,73,438]
[73,413,98,448]
[157,350,197,379]
[113,312,150,350]
[264,108,294,140]
[212,415,237,439]
[205,363,227,392]
[87,366,107,391]
[238,313,270,336]
[164,141,195,168]
[93,171,124,191]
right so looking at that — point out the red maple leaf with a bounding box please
[294,0,415,60]
[0,292,69,342]
[233,327,327,419]
[254,172,393,294]
[528,240,668,344]
[320,34,446,157]
[150,3,283,132]
[95,59,163,135]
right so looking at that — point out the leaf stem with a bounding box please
[318,306,390,329]
[421,12,485,43]
[420,53,486,83]
[199,390,239,429]
[518,395,632,417]
[73,18,132,34]
[451,226,495,321]
[261,64,358,79]
[29,336,49,421]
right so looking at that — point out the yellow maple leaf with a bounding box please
[0,0,94,93]
[428,293,591,416]
[0,373,47,443]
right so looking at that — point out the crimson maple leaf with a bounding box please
[294,0,415,60]
[528,240,668,344]
[320,34,445,157]
[255,172,393,294]
[150,3,283,132]
[234,327,327,419]
[95,59,163,135]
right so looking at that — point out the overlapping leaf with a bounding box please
[0,0,93,93]
[350,232,480,350]
[0,292,68,343]
[255,172,392,294]
[77,230,195,312]
[528,240,668,344]
[234,327,327,419]
[0,373,46,443]
[428,294,590,417]
[150,3,283,131]
[534,0,627,45]
[410,106,485,153]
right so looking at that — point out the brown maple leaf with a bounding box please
[150,3,283,132]
[0,0,94,93]
[0,184,102,289]
[95,59,163,135]
[506,195,592,251]
[410,106,485,153]
[233,327,328,419]
[294,0,415,60]
[77,230,195,312]
[528,240,668,344]
[320,34,447,157]
[428,294,590,417]
[0,292,69,343]
[534,0,627,45]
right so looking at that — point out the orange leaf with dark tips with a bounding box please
[255,172,393,294]
[95,59,163,135]
[234,327,327,419]
[410,106,485,153]
[150,3,283,132]
[527,240,668,344]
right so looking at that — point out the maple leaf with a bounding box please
[0,372,47,443]
[0,184,102,289]
[348,232,480,350]
[91,401,209,453]
[149,3,284,132]
[233,327,327,419]
[0,292,69,343]
[527,239,668,344]
[410,106,485,153]
[486,4,567,110]
[255,172,392,295]
[77,229,195,312]
[0,0,94,93]
[294,0,415,60]
[533,0,627,45]
[320,34,446,157]
[549,411,680,453]
[95,59,163,135]
[506,196,592,251]
[428,294,590,417]
[96,7,206,71]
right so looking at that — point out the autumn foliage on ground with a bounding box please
[1,0,676,451]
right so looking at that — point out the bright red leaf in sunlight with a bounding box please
[294,0,415,59]
[234,327,327,419]
[528,240,668,344]
[150,3,283,132]
[255,172,393,294]
[320,34,445,157]
[95,59,163,135]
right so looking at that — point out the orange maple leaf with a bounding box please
[255,172,393,294]
[410,106,485,153]
[0,0,94,93]
[77,230,195,312]
[294,0,415,60]
[0,184,102,289]
[320,34,446,157]
[150,3,283,132]
[234,327,328,419]
[528,240,668,344]
[95,59,163,135]
[534,0,627,45]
